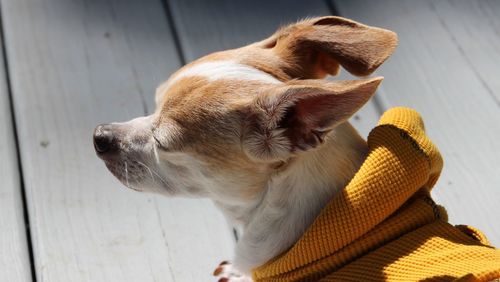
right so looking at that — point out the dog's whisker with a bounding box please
[124,161,130,187]
[150,169,168,187]
[136,160,168,186]
[137,160,155,182]
[152,146,160,164]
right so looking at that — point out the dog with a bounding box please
[93,16,397,281]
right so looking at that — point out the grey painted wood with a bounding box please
[167,0,382,137]
[1,0,233,281]
[169,0,331,60]
[0,29,32,282]
[334,0,500,246]
[427,0,500,104]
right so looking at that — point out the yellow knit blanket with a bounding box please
[252,107,500,282]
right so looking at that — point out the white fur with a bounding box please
[172,60,282,85]
[231,125,367,273]
[156,60,282,103]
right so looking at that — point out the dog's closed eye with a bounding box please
[152,134,171,152]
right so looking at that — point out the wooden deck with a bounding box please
[0,0,498,281]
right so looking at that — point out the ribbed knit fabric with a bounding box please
[252,107,500,282]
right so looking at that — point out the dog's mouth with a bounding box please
[103,158,146,192]
[101,152,172,194]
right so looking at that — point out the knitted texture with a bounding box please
[252,107,500,281]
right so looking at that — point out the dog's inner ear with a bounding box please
[268,16,398,79]
[277,78,383,151]
[244,77,382,162]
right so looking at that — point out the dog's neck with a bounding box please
[217,122,368,272]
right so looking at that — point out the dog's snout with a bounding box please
[93,124,117,155]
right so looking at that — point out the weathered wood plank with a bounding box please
[167,0,382,138]
[0,27,32,282]
[1,0,233,281]
[334,0,500,246]
[427,0,500,103]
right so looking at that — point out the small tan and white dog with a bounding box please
[94,16,397,281]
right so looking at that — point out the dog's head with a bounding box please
[93,16,396,204]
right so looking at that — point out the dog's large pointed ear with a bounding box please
[243,77,382,162]
[260,16,397,78]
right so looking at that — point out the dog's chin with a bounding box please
[104,160,145,192]
[102,157,179,196]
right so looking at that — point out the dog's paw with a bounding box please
[213,261,253,282]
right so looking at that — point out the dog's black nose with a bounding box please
[93,124,116,154]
